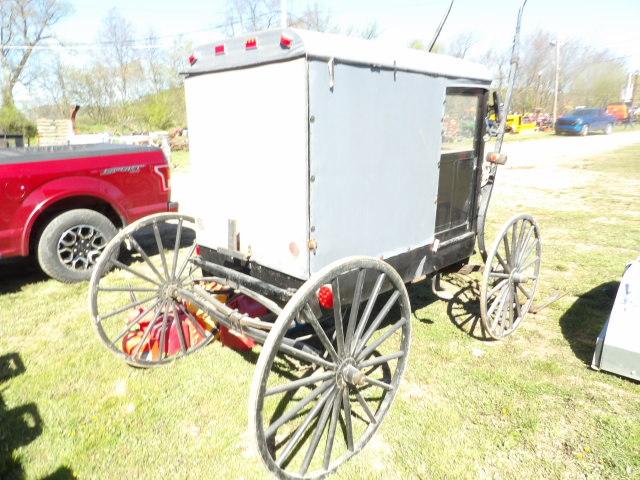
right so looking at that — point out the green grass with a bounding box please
[169,150,190,172]
[1,144,640,479]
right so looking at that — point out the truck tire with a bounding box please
[37,209,117,283]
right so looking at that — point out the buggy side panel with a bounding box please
[185,58,310,280]
[308,60,445,276]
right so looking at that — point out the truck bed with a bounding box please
[0,143,160,165]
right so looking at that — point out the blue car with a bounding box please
[555,108,616,136]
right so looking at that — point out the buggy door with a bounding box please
[435,87,485,242]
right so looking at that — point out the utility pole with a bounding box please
[552,37,560,125]
[280,0,287,28]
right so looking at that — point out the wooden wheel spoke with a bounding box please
[266,380,333,439]
[158,301,170,360]
[515,226,534,266]
[278,341,336,370]
[345,269,366,349]
[358,351,404,369]
[519,255,540,272]
[176,302,208,341]
[487,278,508,299]
[362,376,392,391]
[126,233,165,282]
[111,299,161,345]
[176,244,198,284]
[152,221,170,279]
[352,273,386,350]
[331,278,345,357]
[354,290,400,355]
[357,317,406,362]
[494,251,510,273]
[112,259,162,287]
[503,234,512,268]
[489,271,510,278]
[131,301,163,359]
[354,390,377,424]
[266,371,335,397]
[171,218,183,278]
[299,389,336,475]
[487,285,508,319]
[341,387,354,451]
[302,304,340,363]
[99,294,157,322]
[171,302,188,354]
[98,286,159,293]
[323,393,342,469]
[275,387,335,469]
[517,283,533,299]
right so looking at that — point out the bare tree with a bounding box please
[0,0,70,106]
[100,8,140,102]
[224,0,279,36]
[290,3,337,32]
[446,32,476,59]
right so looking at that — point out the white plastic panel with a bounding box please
[308,61,447,274]
[185,58,309,280]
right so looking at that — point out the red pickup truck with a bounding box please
[0,144,177,282]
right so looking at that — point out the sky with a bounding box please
[13,0,640,105]
[48,0,639,69]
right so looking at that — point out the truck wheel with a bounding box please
[37,209,117,283]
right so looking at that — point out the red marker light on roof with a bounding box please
[188,54,197,66]
[317,284,334,309]
[245,38,257,50]
[214,44,225,55]
[280,34,293,49]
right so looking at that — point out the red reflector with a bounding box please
[280,35,293,49]
[245,38,257,50]
[215,44,225,55]
[196,245,201,256]
[317,285,333,309]
[188,54,197,66]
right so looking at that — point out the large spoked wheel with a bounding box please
[480,214,542,340]
[250,256,411,480]
[89,213,217,367]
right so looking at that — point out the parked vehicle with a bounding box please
[606,102,629,123]
[0,144,177,282]
[488,112,536,133]
[555,108,616,136]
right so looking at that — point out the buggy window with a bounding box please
[441,94,480,153]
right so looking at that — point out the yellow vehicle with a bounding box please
[488,113,537,133]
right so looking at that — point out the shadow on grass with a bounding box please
[559,281,618,365]
[0,258,48,295]
[0,353,76,480]
[0,352,43,479]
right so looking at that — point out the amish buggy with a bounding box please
[89,8,540,479]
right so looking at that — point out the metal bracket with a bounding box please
[328,57,335,90]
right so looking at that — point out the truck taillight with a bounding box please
[154,165,171,192]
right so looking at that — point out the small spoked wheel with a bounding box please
[89,213,217,367]
[250,256,411,479]
[480,214,542,340]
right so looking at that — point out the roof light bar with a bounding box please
[214,44,225,55]
[245,38,257,50]
[188,54,197,66]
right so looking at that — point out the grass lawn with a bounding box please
[1,144,640,479]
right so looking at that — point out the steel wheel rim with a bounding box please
[89,213,216,367]
[57,224,107,271]
[251,257,411,479]
[480,214,541,340]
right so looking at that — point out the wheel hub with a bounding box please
[336,358,364,387]
[57,225,106,270]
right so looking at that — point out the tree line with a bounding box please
[0,0,631,136]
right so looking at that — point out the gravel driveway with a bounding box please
[171,130,640,216]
